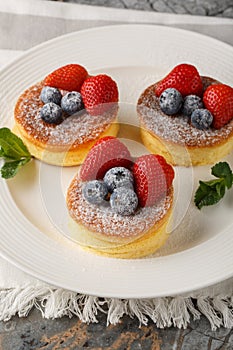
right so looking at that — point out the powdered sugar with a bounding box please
[67,176,172,239]
[137,78,233,147]
[15,82,117,147]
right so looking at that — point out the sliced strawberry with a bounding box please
[132,154,174,207]
[44,64,88,92]
[155,63,203,97]
[81,74,118,115]
[80,136,132,181]
[203,84,233,129]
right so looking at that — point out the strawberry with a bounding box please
[80,136,133,181]
[155,63,203,97]
[44,64,88,92]
[132,154,174,207]
[81,74,118,115]
[203,84,233,129]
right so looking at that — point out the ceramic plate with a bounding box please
[1,25,233,298]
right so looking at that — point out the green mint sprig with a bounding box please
[194,161,233,209]
[0,127,32,179]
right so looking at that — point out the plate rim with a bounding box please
[1,23,233,298]
[1,23,233,75]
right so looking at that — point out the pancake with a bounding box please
[137,77,233,166]
[66,175,173,259]
[13,82,119,166]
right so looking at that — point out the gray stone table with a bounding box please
[1,308,233,349]
[60,0,233,18]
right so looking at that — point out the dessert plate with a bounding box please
[1,24,233,298]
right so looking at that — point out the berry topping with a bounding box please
[155,63,203,97]
[82,180,108,205]
[81,74,118,115]
[132,154,174,207]
[110,187,138,216]
[159,88,183,115]
[203,84,233,129]
[44,64,88,92]
[40,86,62,105]
[103,167,134,193]
[80,136,132,181]
[191,109,213,130]
[61,91,84,115]
[182,95,203,117]
[40,102,63,124]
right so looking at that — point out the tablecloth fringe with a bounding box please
[0,287,233,330]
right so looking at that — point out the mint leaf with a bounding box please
[194,180,225,209]
[0,127,31,160]
[211,161,233,189]
[194,161,233,209]
[0,128,32,179]
[1,158,30,179]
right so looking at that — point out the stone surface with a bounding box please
[60,0,233,17]
[0,308,233,349]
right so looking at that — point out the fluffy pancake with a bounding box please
[14,82,119,166]
[137,77,233,166]
[66,175,173,259]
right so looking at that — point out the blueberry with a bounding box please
[191,109,213,130]
[40,86,62,105]
[40,102,63,124]
[103,167,134,193]
[182,95,203,117]
[159,88,183,115]
[61,91,84,115]
[82,180,108,205]
[110,187,138,216]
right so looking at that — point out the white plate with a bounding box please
[1,24,233,298]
